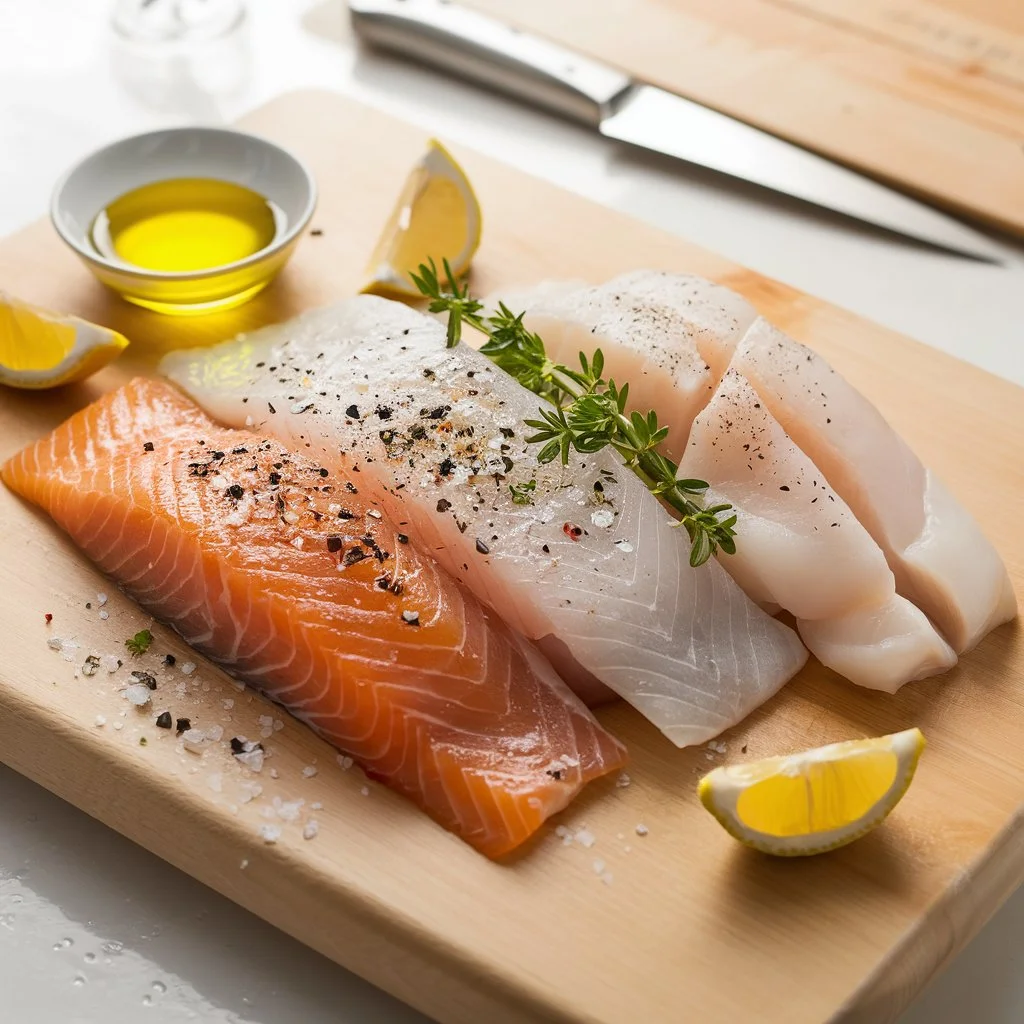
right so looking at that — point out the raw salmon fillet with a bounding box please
[1,378,627,857]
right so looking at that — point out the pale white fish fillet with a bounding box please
[162,296,807,748]
[728,317,1016,653]
[496,270,758,462]
[680,369,955,688]
[799,597,956,694]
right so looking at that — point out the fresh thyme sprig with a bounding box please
[411,259,737,566]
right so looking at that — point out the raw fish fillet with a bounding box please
[499,271,956,689]
[161,296,807,748]
[500,270,757,461]
[730,318,1017,653]
[1,378,627,857]
[680,370,955,690]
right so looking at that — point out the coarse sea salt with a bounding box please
[205,724,224,742]
[179,661,197,676]
[615,772,631,788]
[94,715,106,727]
[613,539,634,553]
[238,781,263,804]
[574,828,596,849]
[100,654,122,673]
[591,509,615,529]
[273,797,305,822]
[337,754,354,771]
[97,593,108,607]
[635,824,649,837]
[303,820,320,841]
[259,825,281,844]
[123,683,152,707]
[181,729,207,753]
[99,610,109,621]
[235,748,265,773]
[301,765,318,779]
[360,786,370,797]
[222,699,234,711]
[310,801,323,811]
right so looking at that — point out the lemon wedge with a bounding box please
[0,293,129,390]
[362,139,481,299]
[698,728,925,856]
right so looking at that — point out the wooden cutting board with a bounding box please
[0,90,1022,1024]
[468,0,1024,238]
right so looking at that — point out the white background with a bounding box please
[1,1,1022,1021]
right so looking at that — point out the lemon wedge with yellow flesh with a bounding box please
[0,293,129,390]
[698,728,925,856]
[362,139,481,299]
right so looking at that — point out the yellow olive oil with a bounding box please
[90,178,281,273]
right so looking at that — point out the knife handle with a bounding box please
[349,0,633,127]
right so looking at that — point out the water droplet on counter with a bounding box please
[152,980,167,994]
[84,952,96,963]
[142,995,152,1007]
[53,937,73,951]
[0,913,14,929]
[72,974,86,987]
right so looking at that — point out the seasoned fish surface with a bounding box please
[2,378,627,857]
[162,296,807,748]
[731,318,1017,653]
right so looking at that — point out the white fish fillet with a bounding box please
[161,295,807,747]
[680,370,955,690]
[499,271,957,689]
[729,318,1017,654]
[501,270,757,462]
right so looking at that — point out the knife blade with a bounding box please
[349,0,999,261]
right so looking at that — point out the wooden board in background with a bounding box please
[0,90,1022,1024]
[469,0,1024,238]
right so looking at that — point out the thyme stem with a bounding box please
[410,259,737,567]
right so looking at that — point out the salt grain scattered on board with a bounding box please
[259,825,281,844]
[302,765,318,779]
[303,820,320,840]
[574,828,596,848]
[182,729,207,753]
[635,824,649,837]
[179,661,197,676]
[615,772,631,788]
[124,683,152,706]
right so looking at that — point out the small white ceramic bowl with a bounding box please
[51,126,316,315]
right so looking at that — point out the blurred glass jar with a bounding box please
[112,0,246,44]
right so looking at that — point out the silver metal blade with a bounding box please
[601,85,1000,261]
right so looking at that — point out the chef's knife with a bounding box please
[349,0,999,261]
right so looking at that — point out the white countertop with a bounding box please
[1,1,1022,1021]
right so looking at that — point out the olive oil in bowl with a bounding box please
[91,178,282,273]
[53,127,316,316]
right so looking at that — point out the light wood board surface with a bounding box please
[468,0,1024,239]
[0,90,1022,1024]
